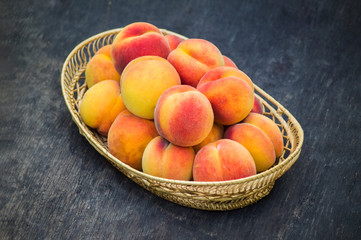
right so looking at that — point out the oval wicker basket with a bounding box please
[61,28,304,211]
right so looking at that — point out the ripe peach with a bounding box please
[121,55,169,78]
[121,58,181,119]
[154,85,214,147]
[223,55,238,68]
[79,80,125,136]
[167,39,224,87]
[111,22,171,74]
[197,67,254,125]
[224,123,276,172]
[142,136,195,180]
[242,113,284,157]
[85,45,120,88]
[193,123,224,153]
[197,66,254,90]
[119,55,169,92]
[193,139,256,182]
[107,110,159,171]
[164,34,184,51]
[251,97,264,114]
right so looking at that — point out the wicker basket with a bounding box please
[61,28,304,211]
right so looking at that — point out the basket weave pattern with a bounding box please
[61,28,304,211]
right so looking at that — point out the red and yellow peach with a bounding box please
[85,45,120,88]
[223,55,238,68]
[142,136,195,180]
[197,66,254,125]
[167,38,224,87]
[121,58,180,119]
[164,34,184,51]
[193,139,256,181]
[111,22,171,74]
[242,113,284,157]
[80,80,125,136]
[250,97,264,114]
[154,85,214,147]
[107,110,159,171]
[224,123,276,172]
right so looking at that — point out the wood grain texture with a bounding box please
[1,0,360,239]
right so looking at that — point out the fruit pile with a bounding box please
[80,22,283,182]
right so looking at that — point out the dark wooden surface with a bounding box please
[1,0,360,239]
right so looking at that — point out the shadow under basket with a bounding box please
[61,28,304,211]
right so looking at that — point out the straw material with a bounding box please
[61,28,304,211]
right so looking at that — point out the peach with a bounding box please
[142,136,195,180]
[223,55,238,68]
[242,113,284,157]
[224,123,276,172]
[119,55,170,91]
[85,45,120,88]
[111,22,171,74]
[167,39,224,87]
[164,34,184,51]
[121,58,181,119]
[107,110,159,171]
[79,80,125,136]
[251,97,264,114]
[198,66,253,90]
[197,67,254,125]
[193,123,224,153]
[121,55,169,78]
[154,85,214,147]
[193,139,256,181]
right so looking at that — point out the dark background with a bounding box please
[1,0,360,239]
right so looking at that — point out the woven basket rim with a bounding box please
[61,28,304,188]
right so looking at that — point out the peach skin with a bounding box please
[167,38,224,87]
[79,80,125,136]
[242,113,284,157]
[224,123,276,172]
[120,55,170,91]
[193,123,224,153]
[121,58,181,119]
[154,85,214,147]
[251,97,264,114]
[197,67,254,125]
[165,34,184,51]
[111,22,171,74]
[193,139,256,182]
[107,110,159,171]
[223,55,238,68]
[197,66,254,90]
[142,136,195,180]
[121,55,169,79]
[85,45,120,88]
